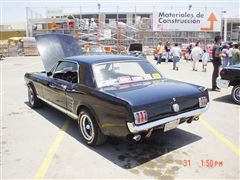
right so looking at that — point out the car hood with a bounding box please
[102,79,204,107]
[225,64,240,70]
[35,34,82,72]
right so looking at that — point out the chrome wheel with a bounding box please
[232,86,240,103]
[235,88,240,100]
[79,114,94,141]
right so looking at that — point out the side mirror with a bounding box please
[47,72,52,76]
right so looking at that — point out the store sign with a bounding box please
[153,9,221,32]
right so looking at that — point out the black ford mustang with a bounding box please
[217,64,240,104]
[24,34,209,146]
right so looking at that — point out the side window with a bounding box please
[55,61,77,73]
[53,61,79,83]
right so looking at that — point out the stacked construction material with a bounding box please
[23,37,39,56]
[0,40,9,57]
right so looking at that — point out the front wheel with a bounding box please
[231,85,240,105]
[78,109,106,146]
[28,85,42,108]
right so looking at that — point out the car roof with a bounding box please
[64,55,144,64]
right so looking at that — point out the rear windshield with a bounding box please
[92,60,162,88]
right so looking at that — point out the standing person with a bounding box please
[191,41,203,71]
[164,42,171,63]
[187,44,193,61]
[201,49,209,72]
[212,36,222,91]
[232,43,240,65]
[221,44,230,67]
[171,43,181,71]
[228,43,233,65]
[156,42,164,64]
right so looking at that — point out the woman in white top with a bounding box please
[201,49,210,72]
[191,41,203,71]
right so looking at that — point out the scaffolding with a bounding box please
[26,5,239,53]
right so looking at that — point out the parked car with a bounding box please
[25,34,209,146]
[217,64,240,104]
[128,43,146,58]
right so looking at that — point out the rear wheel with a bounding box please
[231,85,240,105]
[28,85,42,108]
[78,109,106,146]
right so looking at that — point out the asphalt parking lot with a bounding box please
[1,56,239,179]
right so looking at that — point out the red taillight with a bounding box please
[220,69,226,77]
[134,110,148,125]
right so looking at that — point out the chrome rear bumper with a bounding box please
[127,104,209,134]
[216,78,230,89]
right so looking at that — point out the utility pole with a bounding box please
[97,3,101,45]
[222,10,227,42]
[26,7,29,37]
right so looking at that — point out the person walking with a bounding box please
[212,36,222,91]
[164,42,171,63]
[187,44,193,61]
[201,49,209,72]
[191,41,203,71]
[221,44,231,67]
[156,42,164,64]
[171,43,181,71]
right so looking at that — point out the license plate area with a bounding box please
[164,119,180,132]
[199,96,208,107]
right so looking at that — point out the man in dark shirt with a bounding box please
[165,42,171,63]
[212,36,222,91]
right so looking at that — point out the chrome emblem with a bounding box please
[172,103,180,112]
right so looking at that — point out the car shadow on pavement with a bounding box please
[213,94,236,105]
[24,102,202,170]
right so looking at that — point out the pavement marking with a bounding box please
[34,119,70,179]
[0,91,3,96]
[200,119,240,157]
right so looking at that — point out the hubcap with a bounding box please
[79,114,94,141]
[28,88,34,105]
[234,87,240,101]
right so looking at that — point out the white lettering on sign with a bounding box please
[153,9,221,32]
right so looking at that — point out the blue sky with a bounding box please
[1,0,239,23]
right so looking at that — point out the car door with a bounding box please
[43,61,79,109]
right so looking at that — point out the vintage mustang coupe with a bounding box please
[24,34,209,146]
[217,64,240,104]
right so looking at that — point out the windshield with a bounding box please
[92,60,162,88]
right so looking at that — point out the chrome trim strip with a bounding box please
[37,95,78,120]
[127,104,209,134]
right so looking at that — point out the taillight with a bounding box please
[220,69,226,77]
[134,110,148,125]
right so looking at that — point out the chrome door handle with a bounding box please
[61,85,67,90]
[49,84,56,88]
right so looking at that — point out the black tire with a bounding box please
[231,85,240,105]
[28,85,42,108]
[78,109,106,146]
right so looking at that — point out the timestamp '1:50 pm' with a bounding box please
[183,160,224,167]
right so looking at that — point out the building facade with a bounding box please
[26,8,240,47]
